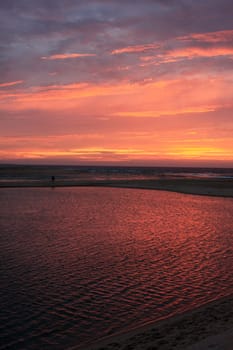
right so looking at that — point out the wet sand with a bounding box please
[0,178,233,198]
[77,294,233,350]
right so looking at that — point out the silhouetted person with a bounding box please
[51,176,55,182]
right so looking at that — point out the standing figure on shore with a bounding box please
[51,175,55,183]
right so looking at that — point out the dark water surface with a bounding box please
[0,187,233,349]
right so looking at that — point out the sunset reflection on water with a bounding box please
[0,187,232,349]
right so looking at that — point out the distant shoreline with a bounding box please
[0,178,233,198]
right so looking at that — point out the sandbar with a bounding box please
[0,178,233,198]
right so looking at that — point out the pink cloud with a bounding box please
[179,29,233,43]
[41,53,96,60]
[0,80,23,88]
[166,47,233,60]
[111,43,160,55]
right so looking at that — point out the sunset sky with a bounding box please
[0,0,233,166]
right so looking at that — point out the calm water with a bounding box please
[0,187,233,349]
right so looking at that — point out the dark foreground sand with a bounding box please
[0,178,233,198]
[76,294,233,350]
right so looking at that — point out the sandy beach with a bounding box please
[0,165,232,197]
[77,294,233,350]
[0,178,233,198]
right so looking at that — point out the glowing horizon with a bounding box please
[0,1,233,167]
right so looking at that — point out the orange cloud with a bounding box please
[41,53,96,60]
[0,146,148,162]
[1,75,232,166]
[1,125,232,164]
[2,145,231,162]
[167,146,233,159]
[0,80,23,88]
[0,77,231,117]
[112,106,216,118]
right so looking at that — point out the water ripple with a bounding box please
[0,187,233,349]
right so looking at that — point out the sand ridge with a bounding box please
[0,178,233,198]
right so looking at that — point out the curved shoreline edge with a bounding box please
[76,293,233,350]
[0,178,233,198]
